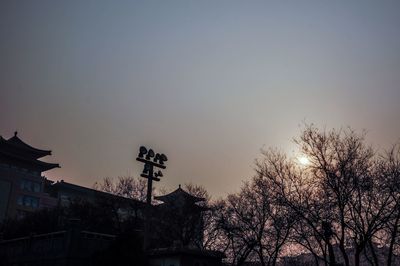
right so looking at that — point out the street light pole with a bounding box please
[136,146,167,250]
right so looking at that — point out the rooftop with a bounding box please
[0,132,60,172]
[154,185,206,204]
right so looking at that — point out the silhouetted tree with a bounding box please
[296,126,396,266]
[256,125,400,266]
[216,175,294,266]
[380,145,400,266]
[94,176,148,202]
[204,199,232,253]
[93,176,147,233]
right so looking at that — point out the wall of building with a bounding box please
[148,252,223,266]
[0,163,57,221]
[149,256,180,266]
[0,223,115,266]
[0,179,11,221]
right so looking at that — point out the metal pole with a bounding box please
[144,164,153,250]
[136,147,167,251]
[146,164,153,205]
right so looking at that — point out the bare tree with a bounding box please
[296,126,397,266]
[256,148,331,265]
[380,145,400,266]
[205,199,232,253]
[183,183,223,251]
[216,175,294,266]
[94,176,148,202]
[255,125,398,266]
[93,176,148,233]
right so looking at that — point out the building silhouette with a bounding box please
[148,186,223,266]
[0,133,224,266]
[0,132,59,221]
[152,185,206,249]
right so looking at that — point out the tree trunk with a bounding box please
[339,214,350,266]
[258,248,266,266]
[368,239,379,266]
[339,240,350,266]
[354,248,361,266]
[271,252,278,266]
[310,251,321,266]
[388,225,397,266]
[237,247,253,266]
[327,241,337,266]
[388,212,400,266]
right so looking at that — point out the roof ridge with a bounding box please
[154,186,206,203]
[6,133,52,158]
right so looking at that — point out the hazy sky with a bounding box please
[1,1,399,197]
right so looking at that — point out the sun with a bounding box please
[298,156,310,166]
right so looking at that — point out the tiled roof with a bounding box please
[154,185,205,203]
[0,133,59,171]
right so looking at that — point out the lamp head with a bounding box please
[159,154,168,164]
[138,146,147,158]
[146,149,155,160]
[153,153,160,163]
[155,170,163,178]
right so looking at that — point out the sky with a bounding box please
[1,1,399,198]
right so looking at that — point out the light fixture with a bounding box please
[154,170,163,178]
[138,146,147,158]
[146,149,155,160]
[160,154,168,164]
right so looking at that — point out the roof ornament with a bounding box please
[179,184,181,189]
[14,131,18,137]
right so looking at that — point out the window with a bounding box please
[17,195,23,205]
[31,197,39,208]
[24,196,31,207]
[33,182,40,192]
[17,195,40,208]
[20,180,41,192]
[19,180,25,190]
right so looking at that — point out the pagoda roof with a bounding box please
[154,185,205,204]
[0,148,60,171]
[0,132,60,172]
[5,132,52,158]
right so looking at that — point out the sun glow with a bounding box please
[298,156,310,166]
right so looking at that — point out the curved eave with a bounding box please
[39,162,60,172]
[7,135,52,158]
[155,202,208,212]
[0,149,60,172]
[154,187,205,203]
